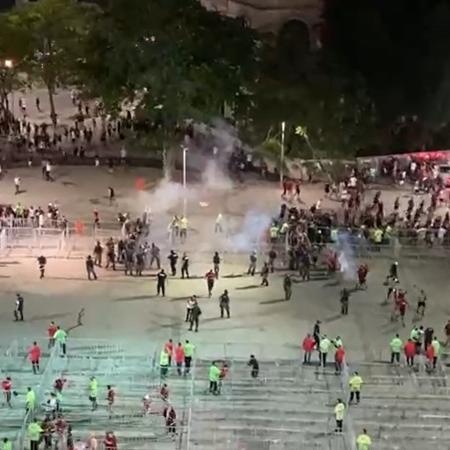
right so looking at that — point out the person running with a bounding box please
[205,269,215,297]
[37,255,47,279]
[260,262,269,286]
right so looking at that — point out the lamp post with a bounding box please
[280,121,286,187]
[182,145,188,217]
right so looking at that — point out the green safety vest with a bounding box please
[270,227,278,238]
[2,440,12,450]
[54,330,67,343]
[160,350,169,366]
[26,391,36,409]
[432,340,441,356]
[208,365,221,382]
[27,423,43,442]
[89,380,98,397]
[319,338,331,353]
[390,337,403,353]
[184,343,194,358]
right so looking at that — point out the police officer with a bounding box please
[340,288,350,315]
[150,243,161,269]
[283,275,292,301]
[168,250,178,276]
[14,293,24,321]
[93,241,103,267]
[261,262,269,286]
[268,248,277,273]
[86,255,97,280]
[181,252,189,279]
[157,269,167,296]
[135,250,145,276]
[105,238,116,270]
[37,255,47,279]
[247,251,257,276]
[213,251,220,279]
[219,290,230,318]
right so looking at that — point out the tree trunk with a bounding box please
[47,84,57,126]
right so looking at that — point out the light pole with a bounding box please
[182,145,188,217]
[280,121,286,186]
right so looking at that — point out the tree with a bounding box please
[81,0,260,163]
[0,0,94,125]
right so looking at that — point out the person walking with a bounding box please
[93,241,103,267]
[25,387,36,413]
[213,251,221,278]
[431,336,441,369]
[157,269,167,296]
[184,340,195,375]
[86,255,97,280]
[53,326,67,356]
[160,349,170,379]
[189,302,202,332]
[175,342,184,376]
[28,341,41,374]
[181,253,190,279]
[106,385,115,418]
[88,376,98,411]
[302,333,315,364]
[219,290,230,318]
[14,176,20,195]
[185,296,197,322]
[208,361,221,395]
[168,250,178,276]
[247,251,257,276]
[389,334,403,364]
[149,243,161,269]
[283,274,292,300]
[27,418,43,450]
[260,262,269,287]
[248,355,259,378]
[2,377,12,407]
[37,255,47,279]
[349,371,363,404]
[334,399,345,433]
[335,345,345,375]
[205,269,215,297]
[404,338,416,367]
[14,293,24,321]
[319,335,331,367]
[356,428,372,450]
[340,288,350,315]
[313,320,321,349]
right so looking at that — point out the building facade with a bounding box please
[200,0,324,48]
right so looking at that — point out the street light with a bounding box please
[182,145,188,217]
[280,121,286,186]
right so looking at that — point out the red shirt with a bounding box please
[206,271,215,281]
[29,345,41,362]
[107,388,115,404]
[48,324,57,337]
[174,346,184,363]
[426,345,435,361]
[335,347,345,363]
[2,379,11,392]
[405,341,416,357]
[164,341,173,355]
[302,337,315,352]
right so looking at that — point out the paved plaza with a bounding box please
[1,165,450,449]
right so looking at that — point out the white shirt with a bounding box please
[14,177,20,186]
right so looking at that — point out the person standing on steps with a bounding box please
[334,399,345,433]
[184,340,195,375]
